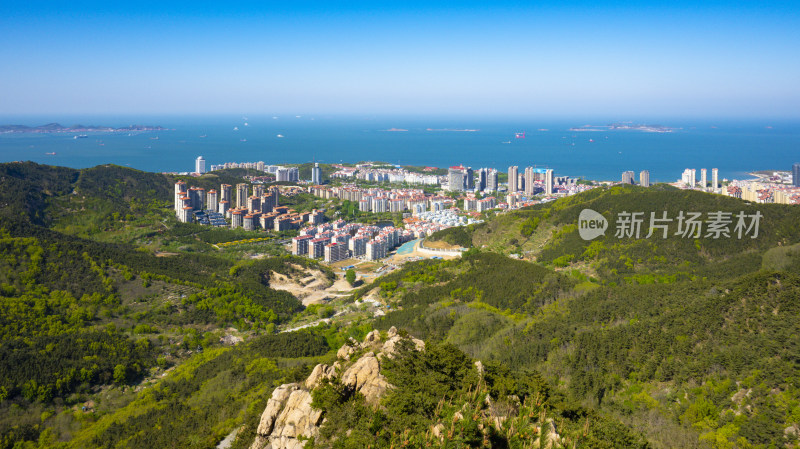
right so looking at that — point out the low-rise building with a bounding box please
[292,235,313,256]
[324,242,349,263]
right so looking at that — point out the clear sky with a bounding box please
[1,0,799,118]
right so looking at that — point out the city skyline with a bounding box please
[2,1,799,117]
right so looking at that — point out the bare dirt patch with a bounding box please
[423,240,462,250]
[270,268,354,306]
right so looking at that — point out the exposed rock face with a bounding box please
[250,329,424,449]
[340,352,391,405]
[361,330,381,346]
[336,339,357,361]
[305,364,336,390]
[270,390,324,445]
[380,326,425,358]
[256,384,299,435]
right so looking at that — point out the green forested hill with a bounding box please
[4,163,799,448]
[0,162,326,448]
[379,187,800,448]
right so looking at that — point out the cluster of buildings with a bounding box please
[678,168,722,192]
[674,164,800,205]
[621,170,650,187]
[173,181,325,230]
[310,184,457,215]
[403,210,484,238]
[462,196,497,212]
[446,166,499,192]
[330,163,441,185]
[292,220,415,263]
[506,166,555,196]
[724,164,800,205]
[197,157,300,182]
[724,183,800,204]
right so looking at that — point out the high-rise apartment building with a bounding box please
[447,166,467,192]
[312,162,322,185]
[794,163,800,187]
[508,166,519,192]
[230,209,245,229]
[218,200,230,215]
[701,168,707,190]
[247,196,261,213]
[188,187,205,210]
[486,169,498,192]
[545,169,554,195]
[524,167,535,195]
[476,168,487,191]
[253,184,264,197]
[621,171,635,184]
[220,184,232,202]
[207,190,218,209]
[174,181,187,211]
[681,169,696,187]
[639,170,650,188]
[276,167,299,182]
[195,156,206,174]
[235,183,248,208]
[712,168,719,191]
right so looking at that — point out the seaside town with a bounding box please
[173,156,800,265]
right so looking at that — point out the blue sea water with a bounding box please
[0,115,797,182]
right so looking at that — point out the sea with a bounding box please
[1,115,798,183]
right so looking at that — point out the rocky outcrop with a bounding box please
[336,339,357,361]
[305,364,336,390]
[250,328,424,449]
[380,326,425,358]
[340,352,391,405]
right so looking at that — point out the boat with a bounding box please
[199,134,207,138]
[74,134,88,139]
[501,141,511,144]
[150,136,159,140]
[276,134,284,138]
[233,126,239,131]
[240,138,247,142]
[515,132,525,139]
[45,152,56,155]
[244,122,249,126]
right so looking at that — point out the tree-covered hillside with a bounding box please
[4,163,798,448]
[0,162,333,448]
[374,187,800,448]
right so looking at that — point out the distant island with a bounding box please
[0,123,167,134]
[570,123,677,133]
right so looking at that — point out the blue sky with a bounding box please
[1,1,799,118]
